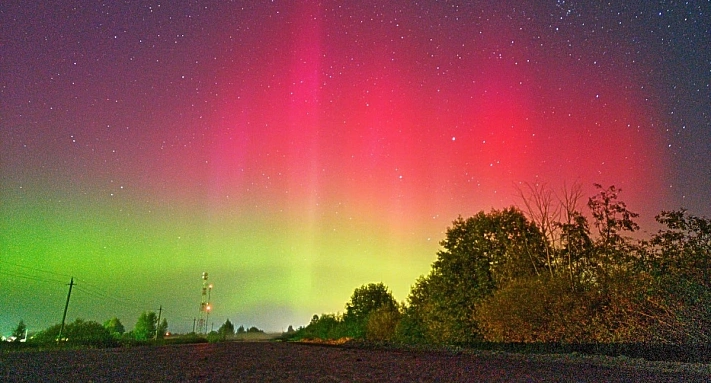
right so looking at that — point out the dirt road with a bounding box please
[1,341,707,382]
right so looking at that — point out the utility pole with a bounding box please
[154,305,163,340]
[57,277,75,341]
[193,318,196,333]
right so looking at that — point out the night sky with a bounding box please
[2,1,709,334]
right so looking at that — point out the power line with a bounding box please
[0,259,72,279]
[2,260,198,324]
[72,280,195,322]
[72,285,145,312]
[0,269,66,285]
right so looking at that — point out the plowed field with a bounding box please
[1,341,708,382]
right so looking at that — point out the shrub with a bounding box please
[366,305,401,341]
[474,277,599,343]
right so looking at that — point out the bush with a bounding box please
[366,305,401,341]
[206,331,223,343]
[474,277,599,343]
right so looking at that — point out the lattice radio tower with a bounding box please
[198,272,213,334]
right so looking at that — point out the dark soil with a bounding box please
[1,341,708,382]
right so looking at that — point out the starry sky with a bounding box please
[1,1,709,334]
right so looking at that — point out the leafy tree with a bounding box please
[12,320,26,342]
[584,184,641,286]
[344,282,398,338]
[218,319,235,337]
[637,209,711,344]
[558,211,594,288]
[397,276,437,343]
[395,184,711,346]
[588,184,640,244]
[408,208,547,343]
[648,209,711,286]
[286,325,295,333]
[301,313,347,340]
[157,318,168,339]
[247,326,263,333]
[103,317,125,337]
[133,311,157,341]
[236,325,246,334]
[31,319,115,346]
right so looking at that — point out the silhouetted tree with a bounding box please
[218,319,235,337]
[12,320,26,342]
[157,318,168,339]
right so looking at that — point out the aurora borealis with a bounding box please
[1,1,709,334]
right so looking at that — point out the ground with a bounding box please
[1,341,708,382]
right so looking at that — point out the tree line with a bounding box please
[11,310,168,347]
[290,184,711,349]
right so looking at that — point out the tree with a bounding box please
[558,212,594,288]
[648,209,711,286]
[398,275,438,343]
[515,182,561,276]
[556,182,589,287]
[409,208,547,343]
[157,318,168,339]
[236,325,246,334]
[103,317,125,337]
[638,209,711,344]
[300,313,347,340]
[134,311,157,341]
[587,184,640,279]
[12,320,26,342]
[516,181,590,288]
[218,319,235,337]
[344,282,398,338]
[588,184,639,249]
